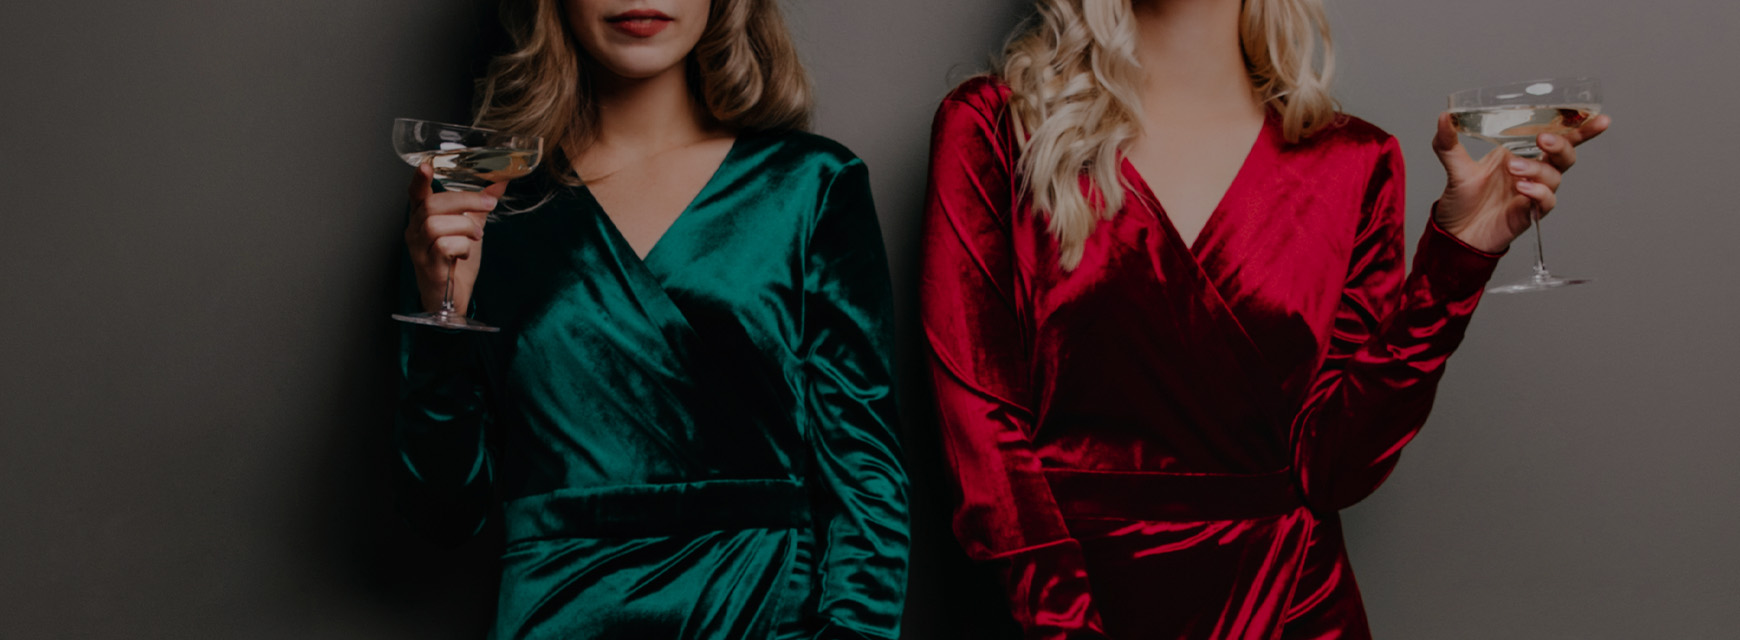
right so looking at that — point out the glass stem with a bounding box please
[1516,148,1552,280]
[1530,206,1549,279]
[440,256,458,316]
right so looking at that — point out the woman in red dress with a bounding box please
[919,0,1609,638]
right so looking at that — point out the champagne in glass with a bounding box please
[1448,78,1602,294]
[1451,106,1597,158]
[398,147,540,191]
[390,118,543,332]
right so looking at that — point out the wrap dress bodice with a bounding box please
[920,78,1504,639]
[395,130,910,640]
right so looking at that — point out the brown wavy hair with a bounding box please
[473,0,813,186]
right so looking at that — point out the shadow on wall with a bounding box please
[297,3,511,637]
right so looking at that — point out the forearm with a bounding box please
[929,359,1105,639]
[1295,219,1502,510]
[392,326,494,543]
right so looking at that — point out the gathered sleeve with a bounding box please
[801,158,912,640]
[1292,135,1506,511]
[391,249,495,545]
[919,85,1108,640]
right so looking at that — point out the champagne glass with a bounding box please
[390,118,542,332]
[1449,77,1601,294]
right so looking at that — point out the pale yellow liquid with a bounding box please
[401,147,539,191]
[1451,105,1598,157]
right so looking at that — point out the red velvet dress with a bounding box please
[919,77,1505,639]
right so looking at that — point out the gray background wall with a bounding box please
[1,0,1734,638]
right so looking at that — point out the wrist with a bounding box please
[1414,217,1506,299]
[1431,200,1512,254]
[1426,216,1507,260]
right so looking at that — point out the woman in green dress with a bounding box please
[393,1,910,638]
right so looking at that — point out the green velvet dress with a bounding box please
[394,130,910,640]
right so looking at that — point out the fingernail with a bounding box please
[1541,134,1560,146]
[1508,159,1527,173]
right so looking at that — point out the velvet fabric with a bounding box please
[920,78,1504,639]
[395,130,910,640]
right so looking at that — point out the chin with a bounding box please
[591,49,689,80]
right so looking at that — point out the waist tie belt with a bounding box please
[1044,468,1302,522]
[502,479,811,543]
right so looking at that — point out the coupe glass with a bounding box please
[390,118,542,332]
[1448,77,1601,294]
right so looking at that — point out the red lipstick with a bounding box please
[606,9,673,38]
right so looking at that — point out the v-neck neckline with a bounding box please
[1120,110,1276,261]
[575,134,743,268]
[1118,112,1293,428]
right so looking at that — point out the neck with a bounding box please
[1130,0,1263,120]
[588,61,715,154]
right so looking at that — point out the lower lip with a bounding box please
[609,18,671,38]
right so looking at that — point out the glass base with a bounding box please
[392,310,500,333]
[1486,272,1592,294]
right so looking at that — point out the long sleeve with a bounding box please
[920,88,1106,639]
[1292,136,1505,512]
[801,158,912,640]
[392,251,495,545]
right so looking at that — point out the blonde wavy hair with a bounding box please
[1001,0,1337,268]
[473,0,812,187]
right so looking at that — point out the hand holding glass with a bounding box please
[1448,77,1601,294]
[390,118,543,332]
